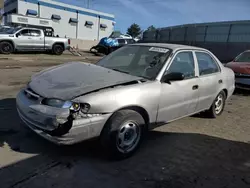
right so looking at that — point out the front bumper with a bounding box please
[16,89,112,145]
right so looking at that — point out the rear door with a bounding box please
[29,29,44,50]
[194,51,222,111]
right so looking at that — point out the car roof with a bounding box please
[20,27,42,30]
[132,43,206,51]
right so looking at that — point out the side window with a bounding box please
[196,52,220,75]
[30,29,41,37]
[166,51,195,79]
[19,29,30,36]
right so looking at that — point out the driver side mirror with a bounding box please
[16,33,20,38]
[162,72,185,83]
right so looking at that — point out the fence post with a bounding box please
[227,24,232,43]
[204,25,208,42]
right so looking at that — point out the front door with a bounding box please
[157,51,200,123]
[15,29,33,50]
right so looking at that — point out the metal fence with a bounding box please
[142,21,250,62]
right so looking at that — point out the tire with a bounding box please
[52,44,64,55]
[204,90,226,118]
[100,109,145,159]
[0,41,14,54]
[108,47,115,54]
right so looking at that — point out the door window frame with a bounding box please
[16,29,30,37]
[194,50,221,77]
[29,29,42,37]
[159,50,198,81]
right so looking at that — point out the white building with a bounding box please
[2,0,115,40]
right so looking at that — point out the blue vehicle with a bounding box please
[90,34,136,55]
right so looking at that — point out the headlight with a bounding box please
[42,98,90,112]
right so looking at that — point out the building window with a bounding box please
[40,20,49,25]
[17,17,28,23]
[100,24,107,31]
[85,21,93,28]
[69,18,78,23]
[100,24,107,28]
[26,9,38,16]
[51,14,61,20]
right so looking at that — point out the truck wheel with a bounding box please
[0,42,14,54]
[100,109,145,159]
[204,90,226,118]
[52,44,64,55]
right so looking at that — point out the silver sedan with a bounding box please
[16,43,235,158]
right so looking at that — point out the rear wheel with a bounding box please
[0,41,14,54]
[52,44,64,55]
[204,90,226,118]
[100,109,145,159]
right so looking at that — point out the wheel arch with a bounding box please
[101,105,150,136]
[0,40,15,49]
[222,88,228,98]
[52,42,65,50]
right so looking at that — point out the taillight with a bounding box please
[68,39,70,45]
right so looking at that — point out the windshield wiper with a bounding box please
[111,68,129,74]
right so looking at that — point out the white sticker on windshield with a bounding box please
[149,47,169,53]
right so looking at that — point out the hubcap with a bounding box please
[116,121,141,153]
[3,44,10,52]
[215,94,224,114]
[56,47,62,53]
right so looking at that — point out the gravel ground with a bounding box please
[0,52,249,188]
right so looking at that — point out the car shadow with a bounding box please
[233,88,250,96]
[0,98,250,188]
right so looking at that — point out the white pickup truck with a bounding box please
[0,27,70,55]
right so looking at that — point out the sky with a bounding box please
[55,0,250,33]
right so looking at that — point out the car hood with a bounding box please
[225,62,250,74]
[29,62,142,100]
[0,33,13,37]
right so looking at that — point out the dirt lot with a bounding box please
[0,52,249,188]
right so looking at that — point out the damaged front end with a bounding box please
[16,87,111,145]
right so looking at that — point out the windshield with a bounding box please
[96,45,171,80]
[234,51,250,62]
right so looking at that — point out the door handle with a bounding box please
[218,79,223,84]
[192,85,199,90]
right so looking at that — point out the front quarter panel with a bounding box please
[73,81,161,124]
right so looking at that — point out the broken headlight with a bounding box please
[42,99,90,113]
[42,99,79,110]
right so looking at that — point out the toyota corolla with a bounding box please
[16,43,235,158]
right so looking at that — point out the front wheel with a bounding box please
[100,109,145,159]
[204,90,226,118]
[0,42,14,54]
